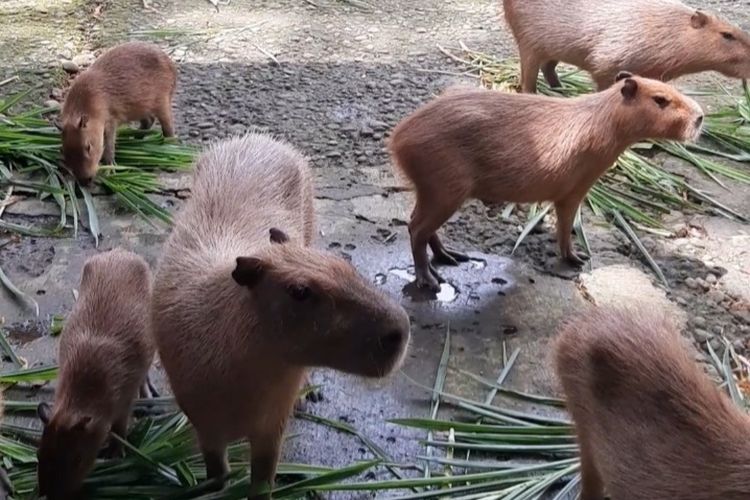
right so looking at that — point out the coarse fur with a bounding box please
[151,133,411,500]
[59,41,177,184]
[503,0,750,92]
[36,249,155,500]
[389,76,703,291]
[554,305,750,500]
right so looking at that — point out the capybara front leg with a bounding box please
[156,100,175,138]
[542,61,561,88]
[102,121,117,165]
[248,431,283,500]
[201,442,229,490]
[520,51,542,93]
[429,234,470,266]
[579,435,606,500]
[140,115,156,130]
[555,197,588,266]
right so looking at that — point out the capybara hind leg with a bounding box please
[140,115,155,130]
[542,61,561,88]
[409,194,463,291]
[248,431,283,500]
[102,121,117,165]
[555,197,588,266]
[201,443,229,489]
[520,52,542,93]
[579,437,605,500]
[429,235,470,266]
[156,101,175,138]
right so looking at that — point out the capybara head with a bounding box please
[613,72,704,142]
[687,10,750,80]
[60,115,103,185]
[232,228,411,377]
[37,402,107,500]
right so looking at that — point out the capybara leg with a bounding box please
[579,437,606,500]
[140,115,156,130]
[201,443,229,489]
[103,414,128,458]
[248,432,283,500]
[555,198,588,266]
[156,100,175,138]
[520,52,542,93]
[102,121,117,165]
[409,195,463,291]
[295,373,322,411]
[542,61,561,88]
[429,234,470,266]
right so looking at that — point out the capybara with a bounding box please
[150,133,411,499]
[389,75,703,290]
[503,0,750,93]
[59,41,177,184]
[37,249,155,500]
[554,304,750,500]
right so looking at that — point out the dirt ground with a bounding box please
[1,0,750,497]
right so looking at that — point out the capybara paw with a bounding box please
[305,387,323,403]
[415,271,441,292]
[564,252,588,267]
[101,153,115,165]
[433,248,470,266]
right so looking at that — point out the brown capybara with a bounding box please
[37,249,156,500]
[554,304,750,500]
[389,75,703,291]
[59,41,177,185]
[503,0,750,93]
[150,133,411,500]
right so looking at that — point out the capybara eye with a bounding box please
[652,96,670,109]
[722,32,736,41]
[288,284,312,301]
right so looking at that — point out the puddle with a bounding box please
[389,268,458,303]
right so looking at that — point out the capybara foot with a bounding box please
[140,116,156,130]
[101,152,115,165]
[432,247,470,267]
[564,251,589,267]
[415,265,443,292]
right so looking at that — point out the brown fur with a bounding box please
[503,0,750,93]
[150,133,411,499]
[389,77,704,290]
[37,249,155,500]
[554,304,750,500]
[60,41,177,184]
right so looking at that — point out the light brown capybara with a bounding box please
[59,41,177,185]
[389,74,704,291]
[503,0,750,93]
[150,133,411,500]
[36,249,156,500]
[554,304,750,500]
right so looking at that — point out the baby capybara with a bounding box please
[37,249,155,500]
[503,0,750,93]
[151,134,411,499]
[389,75,703,290]
[59,41,177,184]
[555,304,750,500]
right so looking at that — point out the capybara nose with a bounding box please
[78,176,94,186]
[695,115,704,129]
[380,329,406,354]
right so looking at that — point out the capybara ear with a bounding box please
[37,402,52,425]
[269,228,290,245]
[614,71,633,83]
[621,78,639,100]
[78,114,88,129]
[690,10,709,29]
[232,256,267,288]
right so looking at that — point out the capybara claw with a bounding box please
[433,248,470,266]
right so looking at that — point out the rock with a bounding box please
[705,273,718,285]
[369,119,388,131]
[693,328,712,343]
[44,100,61,111]
[706,289,725,304]
[709,337,723,351]
[72,53,96,67]
[711,324,724,335]
[691,316,707,328]
[197,122,214,130]
[416,27,427,33]
[359,126,374,137]
[62,60,79,73]
[684,277,698,289]
[51,88,64,100]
